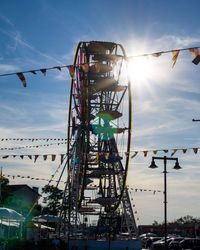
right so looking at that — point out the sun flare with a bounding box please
[127,57,156,85]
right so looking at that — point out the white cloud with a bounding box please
[0,64,19,73]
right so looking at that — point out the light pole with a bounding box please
[149,156,181,250]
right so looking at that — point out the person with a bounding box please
[51,236,61,250]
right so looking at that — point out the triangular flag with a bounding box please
[131,152,138,158]
[54,66,62,71]
[163,149,169,153]
[193,148,198,154]
[20,155,24,159]
[172,50,180,68]
[43,155,48,161]
[30,70,37,74]
[189,48,199,57]
[52,154,56,161]
[189,48,200,65]
[153,150,158,155]
[17,72,27,87]
[40,69,47,75]
[67,65,75,78]
[192,55,200,65]
[34,155,39,163]
[28,155,32,160]
[182,149,187,154]
[143,151,148,157]
[171,149,177,156]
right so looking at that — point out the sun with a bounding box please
[127,56,156,85]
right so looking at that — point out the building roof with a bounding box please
[8,184,41,197]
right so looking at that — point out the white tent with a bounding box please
[0,208,24,221]
[0,208,24,238]
[32,214,60,223]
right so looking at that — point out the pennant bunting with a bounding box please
[52,154,56,161]
[171,149,177,156]
[17,72,27,87]
[34,155,39,163]
[131,152,138,158]
[192,55,200,65]
[143,151,148,157]
[40,69,47,76]
[193,148,198,154]
[30,70,37,75]
[67,65,75,78]
[54,66,62,71]
[172,50,180,67]
[189,48,200,65]
[43,155,48,161]
[182,149,187,154]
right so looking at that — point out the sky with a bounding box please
[0,0,200,225]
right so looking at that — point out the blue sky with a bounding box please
[0,0,200,225]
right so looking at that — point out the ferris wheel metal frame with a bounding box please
[62,40,137,237]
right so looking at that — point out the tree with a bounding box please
[0,176,10,205]
[42,184,63,215]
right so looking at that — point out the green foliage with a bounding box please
[153,215,200,226]
[4,195,31,216]
[42,184,63,215]
[0,177,10,204]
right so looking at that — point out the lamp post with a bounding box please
[149,156,181,250]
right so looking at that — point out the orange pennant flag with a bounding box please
[143,151,148,157]
[67,65,75,78]
[172,50,180,68]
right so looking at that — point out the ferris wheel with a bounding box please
[63,41,137,237]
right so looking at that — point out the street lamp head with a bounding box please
[149,158,158,169]
[173,160,181,170]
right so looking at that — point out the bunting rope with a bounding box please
[0,153,67,163]
[0,46,199,87]
[128,146,200,158]
[1,173,162,195]
[1,145,200,162]
[0,138,67,142]
[0,141,67,151]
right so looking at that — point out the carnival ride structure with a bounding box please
[60,41,138,239]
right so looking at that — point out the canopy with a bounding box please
[32,214,60,223]
[0,208,24,221]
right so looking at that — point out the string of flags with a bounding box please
[0,141,67,151]
[128,187,162,195]
[128,146,200,158]
[2,173,66,183]
[1,172,162,195]
[1,145,200,162]
[0,46,199,87]
[0,138,67,142]
[0,153,67,163]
